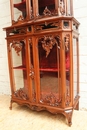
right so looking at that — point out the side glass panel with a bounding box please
[11,40,29,99]
[13,0,26,21]
[65,34,70,104]
[67,0,71,15]
[38,0,55,15]
[73,38,78,98]
[38,36,62,107]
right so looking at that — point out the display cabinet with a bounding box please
[4,0,80,126]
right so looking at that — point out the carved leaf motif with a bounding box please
[14,88,28,100]
[40,36,58,57]
[11,40,23,56]
[34,25,43,31]
[19,29,26,34]
[40,92,62,106]
[43,7,51,16]
[52,21,61,29]
[17,15,24,21]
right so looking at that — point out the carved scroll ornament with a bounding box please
[14,88,28,100]
[43,6,51,16]
[40,92,62,106]
[40,35,60,57]
[11,40,24,56]
[34,21,61,31]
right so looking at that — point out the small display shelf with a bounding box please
[13,66,26,70]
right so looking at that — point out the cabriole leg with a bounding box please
[64,109,73,126]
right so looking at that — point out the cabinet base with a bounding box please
[9,99,74,126]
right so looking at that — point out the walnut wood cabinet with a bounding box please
[4,0,80,126]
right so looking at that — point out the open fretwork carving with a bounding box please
[7,27,28,36]
[39,35,60,57]
[43,7,51,16]
[34,21,61,31]
[40,92,62,106]
[14,88,28,100]
[12,15,24,25]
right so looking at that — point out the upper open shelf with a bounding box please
[10,0,73,24]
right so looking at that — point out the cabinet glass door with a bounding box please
[10,40,29,100]
[38,35,62,107]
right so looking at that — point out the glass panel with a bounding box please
[11,40,29,99]
[13,0,26,21]
[38,0,55,15]
[65,35,70,98]
[13,69,28,94]
[38,36,62,107]
[67,0,71,15]
[29,41,36,102]
[73,38,78,98]
[65,52,70,96]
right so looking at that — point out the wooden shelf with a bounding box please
[40,68,69,72]
[13,65,26,70]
